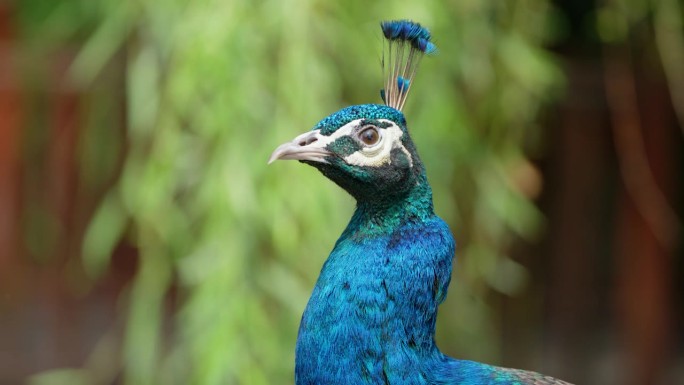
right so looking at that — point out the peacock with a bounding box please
[269,20,572,385]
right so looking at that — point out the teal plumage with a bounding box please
[269,20,572,385]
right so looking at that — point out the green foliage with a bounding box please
[19,0,562,384]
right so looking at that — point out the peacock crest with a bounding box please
[380,20,437,111]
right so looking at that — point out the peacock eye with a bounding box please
[358,127,380,146]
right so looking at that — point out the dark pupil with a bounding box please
[360,127,379,145]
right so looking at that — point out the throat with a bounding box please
[346,176,434,237]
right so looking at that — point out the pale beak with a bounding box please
[268,130,332,164]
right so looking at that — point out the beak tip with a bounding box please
[268,148,285,165]
[267,143,289,164]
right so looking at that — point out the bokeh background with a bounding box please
[0,0,682,384]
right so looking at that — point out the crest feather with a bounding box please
[380,20,436,111]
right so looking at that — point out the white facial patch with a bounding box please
[304,119,412,168]
[343,123,411,168]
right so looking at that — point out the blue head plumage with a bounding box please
[302,103,429,206]
[313,104,406,135]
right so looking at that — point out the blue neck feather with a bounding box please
[294,169,505,384]
[296,188,444,383]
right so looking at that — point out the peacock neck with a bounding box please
[295,170,457,384]
[343,172,434,238]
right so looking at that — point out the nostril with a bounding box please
[298,135,318,146]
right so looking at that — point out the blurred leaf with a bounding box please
[27,369,91,385]
[69,2,133,86]
[82,191,127,278]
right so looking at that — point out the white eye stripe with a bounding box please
[303,119,413,168]
[342,120,413,168]
[306,119,388,147]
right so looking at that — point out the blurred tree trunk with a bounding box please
[0,3,26,379]
[542,53,614,385]
[605,44,678,385]
[0,1,21,282]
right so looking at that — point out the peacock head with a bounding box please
[269,20,435,204]
[268,104,425,202]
